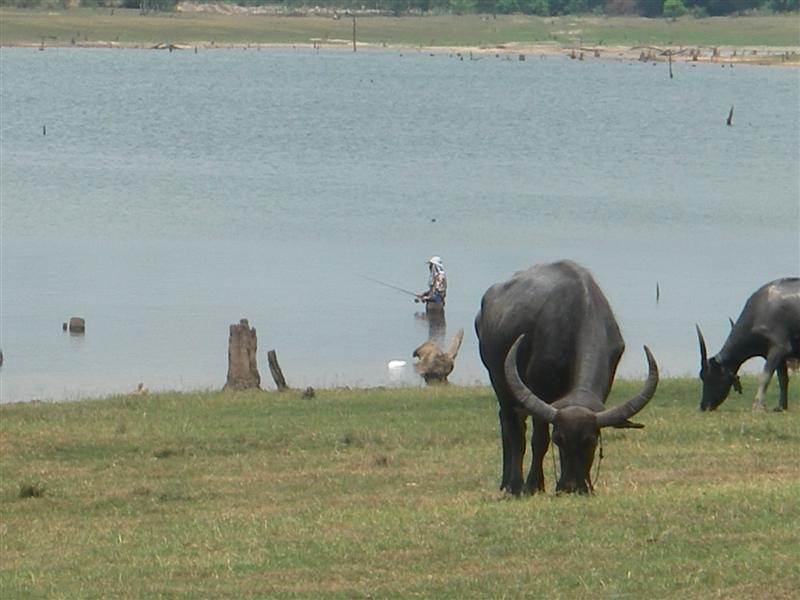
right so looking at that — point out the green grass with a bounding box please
[1,378,799,598]
[0,9,798,48]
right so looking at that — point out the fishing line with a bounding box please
[358,274,418,297]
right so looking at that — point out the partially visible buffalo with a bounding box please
[697,277,800,412]
[475,260,658,495]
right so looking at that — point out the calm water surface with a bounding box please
[1,47,798,403]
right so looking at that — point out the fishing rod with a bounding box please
[359,275,419,298]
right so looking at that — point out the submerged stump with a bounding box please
[63,317,85,334]
[412,328,464,385]
[223,319,261,391]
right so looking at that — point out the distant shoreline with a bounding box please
[5,39,799,67]
[2,9,798,66]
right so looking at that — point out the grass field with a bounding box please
[1,9,799,49]
[1,378,798,598]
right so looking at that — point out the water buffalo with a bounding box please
[475,260,659,495]
[696,277,800,412]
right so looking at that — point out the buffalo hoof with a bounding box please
[773,406,786,413]
[556,488,593,496]
[503,483,524,497]
[524,482,546,495]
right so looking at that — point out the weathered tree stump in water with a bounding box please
[223,319,261,391]
[62,317,85,334]
[412,328,464,385]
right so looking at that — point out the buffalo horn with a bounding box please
[503,335,558,424]
[596,346,659,429]
[695,324,708,367]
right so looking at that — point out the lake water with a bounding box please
[1,47,798,403]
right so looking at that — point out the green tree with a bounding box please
[388,0,410,14]
[493,0,519,12]
[637,0,665,15]
[529,0,552,12]
[663,0,688,15]
[685,0,760,14]
[428,0,452,11]
[565,0,589,11]
[449,0,476,12]
[768,0,798,9]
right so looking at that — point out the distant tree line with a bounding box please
[2,0,177,8]
[3,0,798,16]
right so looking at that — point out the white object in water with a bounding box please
[387,360,407,369]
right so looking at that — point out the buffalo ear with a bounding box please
[732,375,743,394]
[613,419,645,429]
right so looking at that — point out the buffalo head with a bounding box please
[504,336,659,494]
[696,325,742,411]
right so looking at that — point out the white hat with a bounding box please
[427,256,443,268]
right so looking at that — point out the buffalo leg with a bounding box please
[776,360,789,411]
[498,409,512,491]
[498,407,526,495]
[525,419,550,494]
[499,409,510,490]
[754,348,788,411]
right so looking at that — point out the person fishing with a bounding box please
[416,256,447,307]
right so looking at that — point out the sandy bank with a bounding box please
[8,37,800,67]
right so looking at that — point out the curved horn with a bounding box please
[695,324,708,367]
[503,335,557,424]
[728,317,735,330]
[596,346,659,429]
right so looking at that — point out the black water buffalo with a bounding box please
[475,260,659,495]
[696,277,800,412]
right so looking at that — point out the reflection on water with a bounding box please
[414,307,447,348]
[0,48,798,402]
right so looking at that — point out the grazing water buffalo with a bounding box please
[697,277,800,412]
[475,260,659,495]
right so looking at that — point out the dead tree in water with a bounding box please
[413,328,464,385]
[62,317,85,334]
[224,319,261,391]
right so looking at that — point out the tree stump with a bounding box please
[63,317,85,334]
[223,319,261,391]
[412,328,464,385]
[267,349,289,391]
